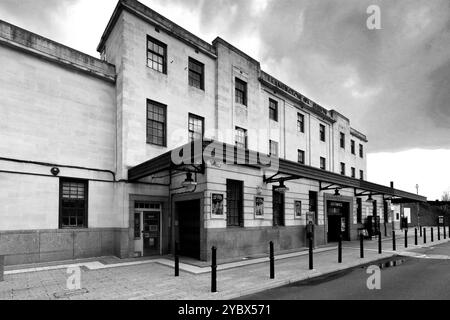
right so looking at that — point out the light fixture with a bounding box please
[51,167,60,176]
[182,172,197,189]
[366,194,374,202]
[334,188,341,196]
[274,180,289,194]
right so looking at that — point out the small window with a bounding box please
[320,124,326,142]
[297,113,305,133]
[147,36,167,74]
[269,140,278,157]
[340,132,345,149]
[188,113,204,142]
[340,162,346,175]
[235,78,247,106]
[360,170,364,180]
[147,100,167,146]
[351,167,356,178]
[60,179,88,229]
[351,140,356,155]
[298,150,305,164]
[235,127,248,149]
[269,99,278,121]
[357,198,362,223]
[359,144,364,158]
[188,57,204,90]
[320,157,326,170]
[227,180,244,227]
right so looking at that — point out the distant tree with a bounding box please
[442,191,450,202]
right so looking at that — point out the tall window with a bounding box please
[269,140,278,157]
[351,140,356,155]
[351,167,356,178]
[273,186,285,227]
[320,157,326,170]
[269,99,278,121]
[320,124,326,142]
[359,144,364,158]
[360,170,364,180]
[188,57,204,90]
[235,127,248,149]
[357,198,362,223]
[188,113,204,142]
[147,100,167,146]
[340,162,346,175]
[235,78,247,105]
[298,150,305,164]
[147,36,167,73]
[340,132,345,149]
[60,179,88,228]
[227,180,244,227]
[309,191,318,224]
[297,113,305,133]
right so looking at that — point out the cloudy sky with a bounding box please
[1,0,449,199]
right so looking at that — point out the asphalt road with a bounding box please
[240,241,450,300]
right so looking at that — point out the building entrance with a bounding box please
[327,201,350,242]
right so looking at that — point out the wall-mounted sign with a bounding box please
[211,193,224,215]
[294,201,302,218]
[255,197,264,217]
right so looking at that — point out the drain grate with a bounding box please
[53,288,89,299]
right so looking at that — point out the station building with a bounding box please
[0,0,426,265]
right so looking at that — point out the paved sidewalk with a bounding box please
[0,228,448,300]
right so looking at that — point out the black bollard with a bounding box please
[415,228,418,246]
[444,222,447,239]
[420,226,422,237]
[392,231,396,251]
[309,236,314,270]
[431,227,434,242]
[378,232,382,254]
[269,241,275,279]
[360,233,364,259]
[423,228,427,244]
[174,242,180,277]
[404,229,408,248]
[338,233,342,263]
[211,247,217,293]
[438,225,441,241]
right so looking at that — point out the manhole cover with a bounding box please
[54,289,89,299]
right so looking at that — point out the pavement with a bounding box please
[0,227,448,300]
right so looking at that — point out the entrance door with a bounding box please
[272,187,285,226]
[177,200,201,260]
[327,201,350,242]
[143,211,161,256]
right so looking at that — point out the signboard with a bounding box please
[255,197,264,217]
[306,212,315,225]
[211,193,224,215]
[439,216,444,225]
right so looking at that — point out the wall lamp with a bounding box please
[274,180,289,194]
[182,172,198,190]
[334,188,341,196]
[366,194,374,203]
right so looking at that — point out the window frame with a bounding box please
[351,167,356,178]
[269,98,278,122]
[351,140,356,155]
[297,113,305,133]
[269,140,279,157]
[298,149,305,164]
[235,126,248,149]
[357,198,363,224]
[235,78,247,106]
[320,124,326,142]
[320,157,326,170]
[359,144,364,158]
[226,179,244,227]
[59,178,88,229]
[360,170,364,180]
[146,99,167,147]
[340,162,346,175]
[147,35,167,74]
[188,113,205,142]
[188,57,205,90]
[340,132,345,149]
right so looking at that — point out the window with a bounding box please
[235,127,248,149]
[269,99,278,121]
[359,144,364,158]
[351,167,356,178]
[188,113,204,142]
[320,124,326,142]
[60,179,88,228]
[340,162,346,175]
[351,140,356,155]
[360,170,364,180]
[340,132,345,149]
[273,186,285,227]
[357,198,362,223]
[147,100,167,146]
[227,180,244,227]
[235,78,247,105]
[320,157,326,170]
[297,113,305,133]
[269,140,278,157]
[147,36,167,73]
[298,150,305,164]
[309,191,318,224]
[134,212,141,239]
[188,57,204,90]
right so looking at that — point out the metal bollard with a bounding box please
[338,234,342,263]
[438,225,441,241]
[431,227,434,242]
[378,231,382,254]
[269,241,275,279]
[404,229,408,248]
[0,255,4,282]
[174,242,180,277]
[392,231,396,251]
[360,233,364,259]
[415,228,418,246]
[211,247,217,293]
[423,228,427,244]
[309,236,314,270]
